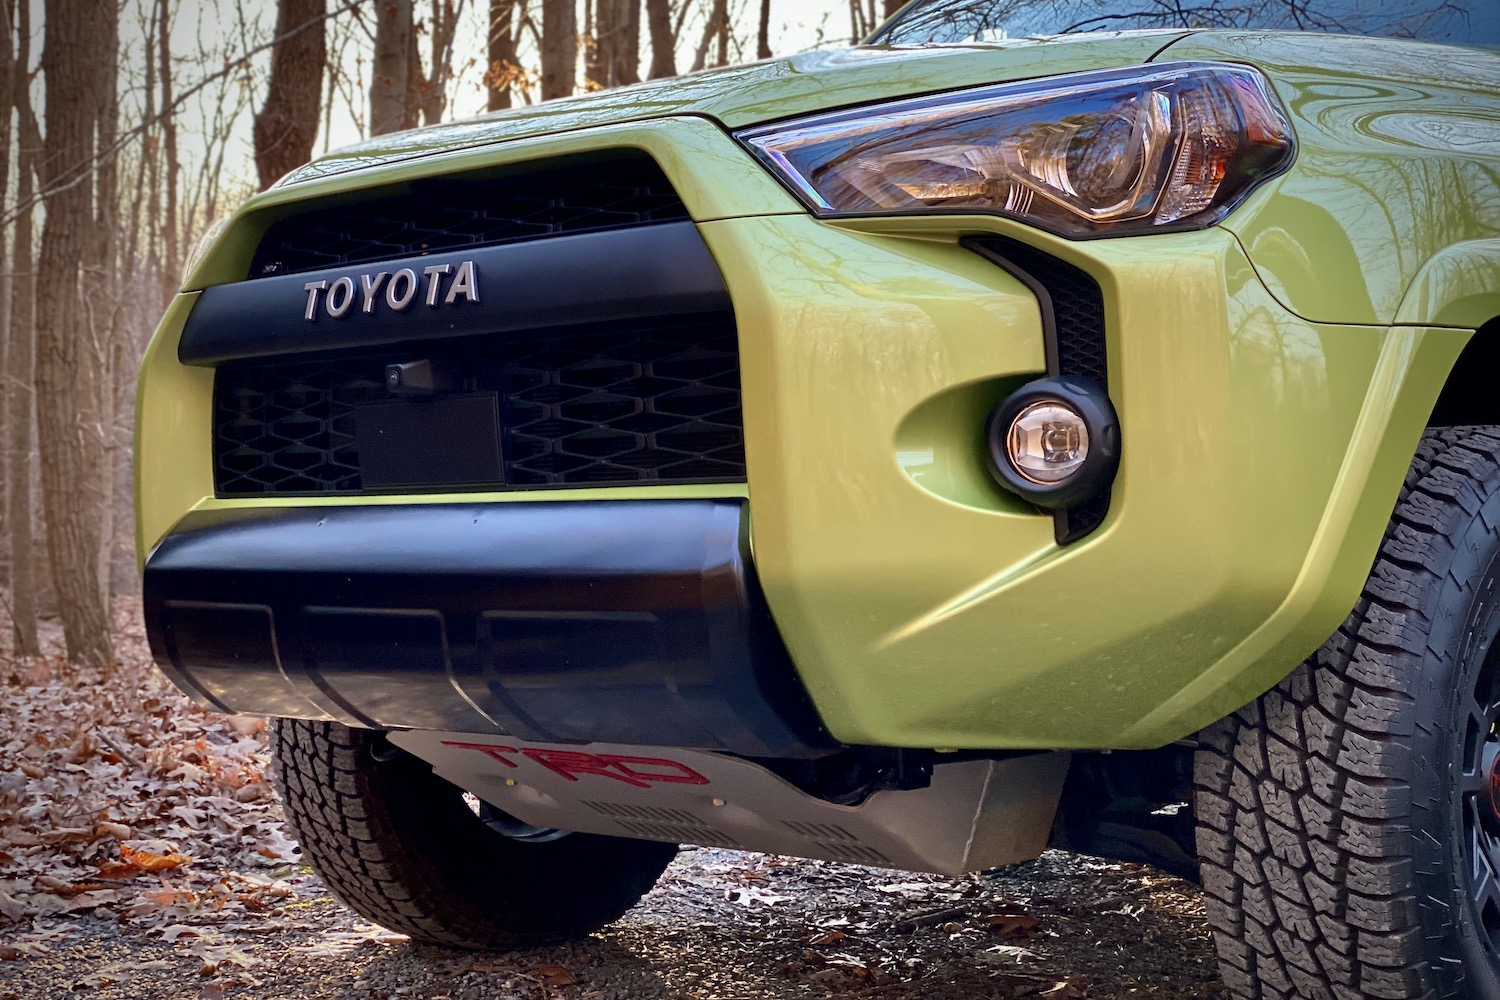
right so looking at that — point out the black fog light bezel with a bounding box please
[986,375,1120,511]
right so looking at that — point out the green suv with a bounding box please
[135,3,1500,997]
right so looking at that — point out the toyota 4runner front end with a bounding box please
[135,19,1500,1000]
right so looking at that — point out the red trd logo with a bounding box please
[442,742,710,789]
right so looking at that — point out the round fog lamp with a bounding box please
[985,375,1120,512]
[1007,401,1089,485]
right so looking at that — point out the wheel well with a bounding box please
[1429,316,1500,427]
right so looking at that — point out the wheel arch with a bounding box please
[1430,315,1500,428]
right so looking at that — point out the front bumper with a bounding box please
[143,499,831,758]
[138,116,1470,752]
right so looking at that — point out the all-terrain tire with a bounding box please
[271,719,678,949]
[1196,426,1500,1000]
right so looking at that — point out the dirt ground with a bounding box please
[0,604,1224,1000]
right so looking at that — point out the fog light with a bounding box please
[1007,402,1089,484]
[986,375,1119,511]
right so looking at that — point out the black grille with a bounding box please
[965,236,1111,543]
[213,316,745,495]
[250,153,689,279]
[967,236,1107,384]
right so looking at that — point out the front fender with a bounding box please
[1396,239,1500,330]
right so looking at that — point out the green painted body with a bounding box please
[138,30,1500,751]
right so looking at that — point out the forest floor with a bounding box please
[0,602,1224,1000]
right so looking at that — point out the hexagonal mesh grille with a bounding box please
[212,315,745,495]
[250,153,689,279]
[968,236,1107,384]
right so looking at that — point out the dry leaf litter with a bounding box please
[1,601,1223,998]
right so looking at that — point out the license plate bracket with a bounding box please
[356,392,503,490]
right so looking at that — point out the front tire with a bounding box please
[271,719,678,949]
[1196,427,1500,999]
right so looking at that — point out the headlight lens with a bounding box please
[736,62,1294,237]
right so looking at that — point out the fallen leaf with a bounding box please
[95,821,133,840]
[536,963,578,987]
[0,945,21,961]
[233,782,272,803]
[1040,981,1086,998]
[979,944,1040,964]
[982,912,1039,938]
[122,844,193,872]
[809,930,845,946]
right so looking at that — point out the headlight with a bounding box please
[736,62,1294,237]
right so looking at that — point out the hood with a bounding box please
[279,31,1187,187]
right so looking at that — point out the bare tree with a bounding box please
[5,0,40,655]
[254,0,328,189]
[757,0,772,58]
[371,0,414,134]
[690,0,729,71]
[540,0,578,99]
[415,0,459,124]
[158,0,180,281]
[4,0,38,657]
[849,0,879,41]
[593,0,641,88]
[34,0,117,669]
[487,0,518,109]
[0,0,13,495]
[645,0,676,78]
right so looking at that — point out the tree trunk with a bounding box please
[0,0,14,546]
[402,15,424,129]
[89,0,120,614]
[757,0,771,59]
[594,0,640,88]
[370,0,413,135]
[158,0,179,283]
[253,0,326,190]
[418,0,456,125]
[6,0,38,656]
[715,0,729,66]
[884,0,903,18]
[35,0,114,669]
[540,0,577,100]
[486,0,516,110]
[613,0,640,85]
[584,0,601,89]
[691,0,727,72]
[645,0,675,79]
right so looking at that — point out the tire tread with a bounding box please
[1196,427,1496,1000]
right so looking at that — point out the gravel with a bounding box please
[0,846,1223,999]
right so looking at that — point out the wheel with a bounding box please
[270,719,678,949]
[1195,426,1500,999]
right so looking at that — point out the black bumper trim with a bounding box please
[179,222,731,366]
[143,500,835,758]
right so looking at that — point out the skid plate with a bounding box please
[391,732,1069,875]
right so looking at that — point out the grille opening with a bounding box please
[212,313,745,496]
[250,151,689,279]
